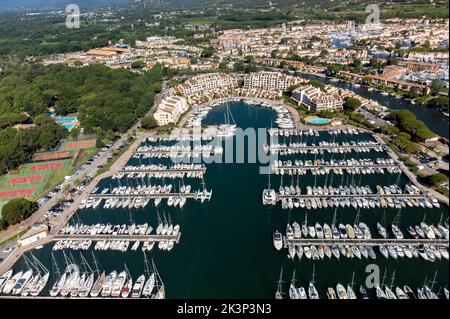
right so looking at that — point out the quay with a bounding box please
[54,232,182,244]
[283,238,449,247]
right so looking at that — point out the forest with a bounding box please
[0,62,163,173]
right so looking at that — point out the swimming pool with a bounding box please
[62,123,75,130]
[305,117,332,125]
[55,116,77,124]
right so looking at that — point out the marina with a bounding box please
[1,100,448,299]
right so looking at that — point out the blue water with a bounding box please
[56,116,77,124]
[307,118,331,125]
[63,123,75,130]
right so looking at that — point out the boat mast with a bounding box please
[389,270,396,289]
[311,264,316,285]
[143,252,151,277]
[276,267,284,295]
[32,253,48,275]
[291,268,297,286]
[152,259,164,290]
[51,252,61,279]
[80,252,93,275]
[91,251,101,276]
[331,207,337,226]
[381,268,387,286]
[350,271,355,290]
[430,271,438,290]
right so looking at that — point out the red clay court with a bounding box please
[29,162,65,172]
[0,187,36,199]
[34,151,71,161]
[64,140,96,150]
[6,175,45,186]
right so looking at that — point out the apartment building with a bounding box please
[292,86,343,112]
[177,73,238,95]
[244,71,299,91]
[154,96,188,126]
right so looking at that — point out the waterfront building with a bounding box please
[154,96,188,125]
[177,73,238,95]
[18,224,48,247]
[292,85,343,112]
[244,71,299,91]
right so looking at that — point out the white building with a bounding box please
[292,86,343,112]
[18,224,48,247]
[154,96,188,126]
[244,71,299,91]
[177,73,238,95]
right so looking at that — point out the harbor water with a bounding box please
[11,101,449,298]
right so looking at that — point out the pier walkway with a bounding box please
[268,144,383,152]
[272,164,398,170]
[276,193,428,199]
[284,238,449,247]
[89,193,198,199]
[119,167,206,174]
[54,232,182,244]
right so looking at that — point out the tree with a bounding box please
[427,173,448,187]
[141,116,158,129]
[427,96,449,111]
[96,136,104,149]
[308,80,325,91]
[326,65,339,75]
[131,61,146,69]
[201,46,215,58]
[1,198,37,226]
[430,79,443,96]
[381,125,400,135]
[271,50,279,58]
[70,127,81,139]
[343,97,362,111]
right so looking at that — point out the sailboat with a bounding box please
[29,254,49,297]
[78,253,94,297]
[151,259,165,299]
[216,103,237,138]
[308,266,319,299]
[90,252,105,298]
[274,267,284,299]
[289,269,300,299]
[50,252,70,297]
[347,272,357,299]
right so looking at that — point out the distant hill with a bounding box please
[0,0,129,11]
